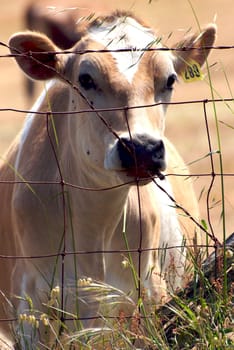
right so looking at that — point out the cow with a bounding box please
[0,10,216,348]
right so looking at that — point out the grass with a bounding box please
[9,268,233,349]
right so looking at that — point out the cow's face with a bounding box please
[9,13,216,183]
[69,46,176,180]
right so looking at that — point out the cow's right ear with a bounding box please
[9,31,62,81]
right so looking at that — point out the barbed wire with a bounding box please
[1,42,234,56]
[0,97,234,116]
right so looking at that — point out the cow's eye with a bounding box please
[166,73,177,90]
[79,73,96,90]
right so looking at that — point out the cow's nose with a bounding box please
[117,134,166,178]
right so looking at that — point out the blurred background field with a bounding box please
[1,0,234,241]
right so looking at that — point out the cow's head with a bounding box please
[9,12,216,184]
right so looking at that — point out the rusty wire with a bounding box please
[0,43,233,327]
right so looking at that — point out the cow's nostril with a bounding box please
[152,140,165,160]
[117,137,134,169]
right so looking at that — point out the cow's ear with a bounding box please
[173,24,217,75]
[9,32,62,80]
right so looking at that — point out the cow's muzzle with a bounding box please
[117,134,166,179]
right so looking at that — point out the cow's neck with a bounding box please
[64,156,130,236]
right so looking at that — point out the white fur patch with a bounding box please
[89,16,156,83]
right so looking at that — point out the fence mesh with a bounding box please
[0,42,233,344]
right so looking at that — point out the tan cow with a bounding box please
[1,10,216,348]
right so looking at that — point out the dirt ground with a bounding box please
[0,0,234,243]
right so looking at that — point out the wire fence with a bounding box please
[0,43,233,334]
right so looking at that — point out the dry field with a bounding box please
[1,0,234,243]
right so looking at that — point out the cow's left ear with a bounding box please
[9,31,62,81]
[172,24,217,74]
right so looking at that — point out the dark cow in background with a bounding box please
[24,1,109,100]
[25,2,83,48]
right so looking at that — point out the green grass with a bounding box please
[9,268,233,349]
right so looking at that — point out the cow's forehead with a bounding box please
[87,15,158,83]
